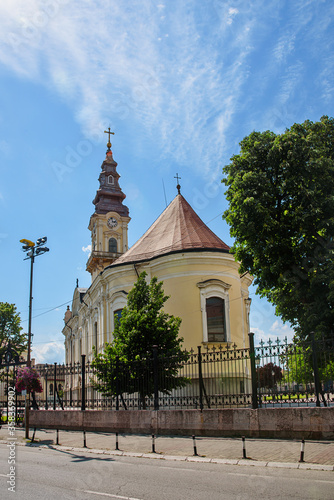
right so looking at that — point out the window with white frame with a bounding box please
[110,291,128,335]
[197,279,231,343]
[206,296,226,342]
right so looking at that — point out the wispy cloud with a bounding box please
[82,244,91,255]
[0,0,258,175]
[252,319,294,346]
[270,319,294,342]
[0,0,332,176]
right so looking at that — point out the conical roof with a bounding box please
[111,194,230,266]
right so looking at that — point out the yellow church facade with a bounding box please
[62,141,252,370]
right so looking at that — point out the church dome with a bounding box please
[111,193,230,266]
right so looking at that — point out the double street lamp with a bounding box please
[20,237,49,438]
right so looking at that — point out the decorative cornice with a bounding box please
[197,279,232,290]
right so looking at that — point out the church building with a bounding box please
[62,136,252,366]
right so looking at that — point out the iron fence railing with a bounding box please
[0,333,333,414]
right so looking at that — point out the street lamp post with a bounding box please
[20,237,49,439]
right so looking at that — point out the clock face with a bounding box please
[107,217,118,228]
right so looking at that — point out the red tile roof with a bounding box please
[112,194,230,266]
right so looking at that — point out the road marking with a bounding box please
[159,466,198,472]
[84,490,143,500]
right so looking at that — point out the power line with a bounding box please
[21,300,72,323]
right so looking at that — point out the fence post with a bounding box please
[153,345,159,411]
[248,332,258,410]
[45,365,48,410]
[81,354,86,411]
[53,363,57,410]
[198,346,204,411]
[311,332,321,407]
[115,356,119,411]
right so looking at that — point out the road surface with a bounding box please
[0,444,333,499]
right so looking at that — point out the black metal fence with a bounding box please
[0,333,333,414]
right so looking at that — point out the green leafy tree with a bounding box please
[0,302,27,383]
[0,302,27,360]
[281,345,314,387]
[92,272,189,408]
[223,116,334,340]
[281,342,334,392]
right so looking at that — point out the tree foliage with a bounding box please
[92,272,189,406]
[281,345,314,386]
[281,341,334,389]
[0,302,27,359]
[223,116,334,340]
[257,362,282,389]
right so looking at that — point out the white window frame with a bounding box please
[197,279,231,343]
[110,291,128,335]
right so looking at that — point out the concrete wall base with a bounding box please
[30,407,334,440]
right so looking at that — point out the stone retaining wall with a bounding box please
[29,407,334,439]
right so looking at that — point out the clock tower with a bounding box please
[86,134,130,280]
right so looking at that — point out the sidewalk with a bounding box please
[0,427,333,471]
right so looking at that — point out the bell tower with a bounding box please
[86,130,131,280]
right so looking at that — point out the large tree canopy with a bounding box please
[223,116,334,340]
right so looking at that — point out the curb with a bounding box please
[1,439,332,471]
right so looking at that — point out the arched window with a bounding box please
[197,279,231,343]
[206,297,226,342]
[107,175,114,185]
[114,309,123,324]
[109,238,117,253]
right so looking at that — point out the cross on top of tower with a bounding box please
[104,127,115,151]
[174,173,181,195]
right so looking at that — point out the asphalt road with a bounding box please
[0,444,333,500]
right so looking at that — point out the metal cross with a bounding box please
[174,173,181,194]
[104,127,115,150]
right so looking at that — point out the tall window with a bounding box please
[197,279,231,343]
[94,321,98,349]
[109,238,117,253]
[114,309,123,324]
[206,297,225,342]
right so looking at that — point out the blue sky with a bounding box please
[0,0,333,364]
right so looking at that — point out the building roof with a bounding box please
[92,151,129,217]
[111,194,230,266]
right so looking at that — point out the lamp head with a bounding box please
[36,237,47,246]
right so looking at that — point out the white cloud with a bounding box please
[32,340,65,364]
[270,319,294,342]
[252,317,294,346]
[0,0,258,176]
[82,244,91,254]
[226,7,238,25]
[0,1,330,181]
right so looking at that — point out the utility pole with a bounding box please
[20,237,49,439]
